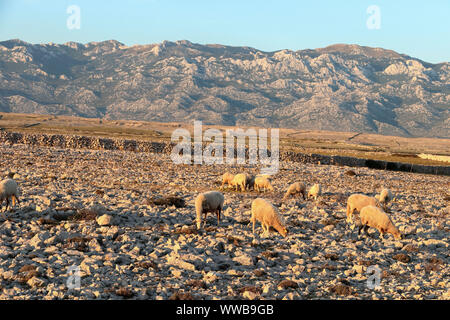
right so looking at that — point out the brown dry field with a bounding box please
[1,112,449,166]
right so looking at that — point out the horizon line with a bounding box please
[1,38,448,65]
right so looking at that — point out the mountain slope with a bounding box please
[0,39,448,137]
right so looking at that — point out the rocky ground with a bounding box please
[0,143,448,300]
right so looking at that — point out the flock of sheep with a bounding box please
[196,172,401,240]
[0,170,401,242]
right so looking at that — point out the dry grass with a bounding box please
[393,253,411,263]
[185,279,207,289]
[115,287,134,298]
[136,261,159,271]
[169,291,195,300]
[16,265,39,284]
[277,280,298,289]
[253,269,267,277]
[402,244,420,253]
[239,286,262,295]
[261,250,278,259]
[145,196,186,208]
[63,236,92,252]
[174,226,198,235]
[329,283,353,296]
[324,253,339,261]
[70,208,98,221]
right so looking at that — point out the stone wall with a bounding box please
[1,130,449,176]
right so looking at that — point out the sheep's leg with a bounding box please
[378,228,385,240]
[216,208,221,226]
[12,195,19,208]
[5,198,10,212]
[203,212,207,228]
[362,225,373,238]
[262,224,270,237]
[358,225,363,235]
[346,205,353,224]
[0,202,5,220]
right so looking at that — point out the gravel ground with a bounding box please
[0,143,448,300]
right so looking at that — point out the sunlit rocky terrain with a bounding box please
[0,141,448,300]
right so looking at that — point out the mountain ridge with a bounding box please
[0,39,448,138]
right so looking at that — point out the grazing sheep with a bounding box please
[283,182,306,200]
[251,198,288,237]
[221,172,235,189]
[231,173,247,192]
[346,193,382,224]
[245,175,256,191]
[0,172,20,219]
[307,184,321,200]
[375,188,393,209]
[195,191,224,230]
[254,176,274,192]
[358,205,402,240]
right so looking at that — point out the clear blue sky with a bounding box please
[0,0,448,63]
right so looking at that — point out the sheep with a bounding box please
[194,191,224,230]
[221,172,235,189]
[346,193,382,224]
[254,176,274,192]
[375,188,393,210]
[358,205,402,240]
[283,182,306,201]
[250,198,288,237]
[0,172,20,219]
[231,173,247,192]
[307,183,321,200]
[245,174,256,191]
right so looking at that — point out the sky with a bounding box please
[0,0,449,63]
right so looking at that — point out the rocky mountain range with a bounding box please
[0,39,448,137]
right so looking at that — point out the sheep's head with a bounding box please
[278,226,288,238]
[387,223,402,240]
[392,228,402,240]
[374,198,383,209]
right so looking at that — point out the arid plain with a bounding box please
[0,113,448,299]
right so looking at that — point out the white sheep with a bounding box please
[221,172,235,189]
[250,198,288,237]
[283,182,306,200]
[0,172,20,219]
[346,193,382,224]
[375,188,393,209]
[195,191,224,229]
[231,173,247,192]
[254,176,274,192]
[307,183,321,200]
[358,205,402,240]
